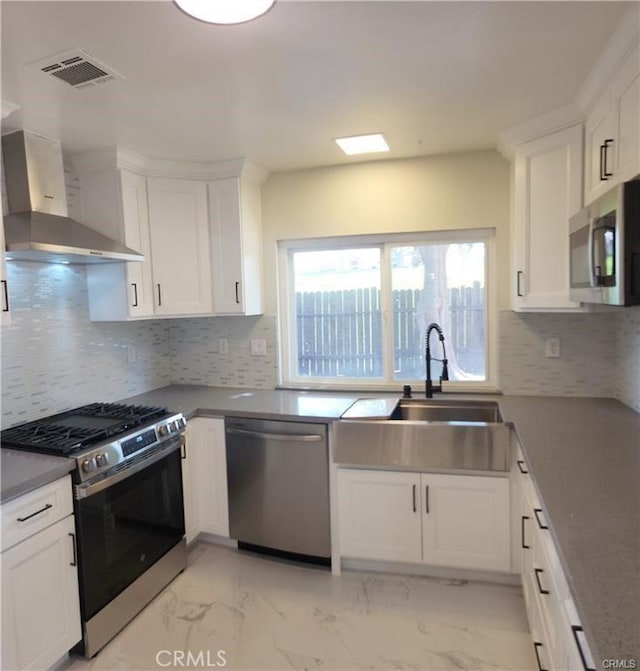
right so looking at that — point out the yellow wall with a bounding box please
[261,149,511,313]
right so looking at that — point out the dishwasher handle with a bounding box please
[226,427,324,442]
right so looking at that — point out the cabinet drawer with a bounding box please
[1,476,73,552]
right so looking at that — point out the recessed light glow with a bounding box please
[173,0,276,25]
[335,133,390,156]
[60,261,71,265]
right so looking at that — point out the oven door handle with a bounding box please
[74,435,184,500]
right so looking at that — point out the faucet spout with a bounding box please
[425,322,448,398]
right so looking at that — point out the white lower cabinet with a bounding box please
[182,417,229,543]
[514,446,596,671]
[1,478,81,671]
[338,469,510,572]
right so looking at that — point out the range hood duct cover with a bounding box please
[2,130,144,264]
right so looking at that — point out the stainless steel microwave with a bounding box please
[569,179,640,306]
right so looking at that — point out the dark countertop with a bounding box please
[497,396,640,669]
[1,448,75,504]
[119,384,363,422]
[2,383,637,666]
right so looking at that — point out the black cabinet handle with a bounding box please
[1,279,9,312]
[235,281,240,304]
[534,508,549,530]
[412,484,416,512]
[517,460,528,474]
[157,284,162,306]
[602,139,614,178]
[534,568,550,595]
[516,271,524,297]
[131,283,138,307]
[17,503,53,522]
[533,642,547,671]
[599,143,607,181]
[69,532,77,566]
[521,515,530,549]
[425,485,430,514]
[571,626,595,671]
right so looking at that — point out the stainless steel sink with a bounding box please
[334,398,510,472]
[390,399,502,423]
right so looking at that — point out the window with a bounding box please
[278,230,496,390]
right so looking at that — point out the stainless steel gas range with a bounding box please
[1,402,187,658]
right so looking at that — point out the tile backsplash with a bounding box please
[170,315,278,389]
[0,262,171,427]
[499,310,617,397]
[616,306,640,413]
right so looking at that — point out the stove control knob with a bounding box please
[177,418,186,429]
[168,421,176,433]
[81,458,97,474]
[158,425,168,437]
[95,453,110,468]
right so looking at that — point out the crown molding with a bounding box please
[71,147,269,184]
[576,4,640,114]
[497,104,583,160]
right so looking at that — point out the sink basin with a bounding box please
[334,398,510,472]
[390,399,502,423]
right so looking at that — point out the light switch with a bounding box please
[545,337,560,358]
[251,339,267,356]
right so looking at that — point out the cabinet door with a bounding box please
[584,95,615,205]
[183,417,229,541]
[421,473,510,571]
[147,178,212,316]
[1,515,81,671]
[120,170,154,317]
[338,469,422,563]
[611,43,640,183]
[84,168,154,321]
[512,124,583,311]
[0,220,11,325]
[208,178,263,316]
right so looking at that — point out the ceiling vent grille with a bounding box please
[29,49,124,89]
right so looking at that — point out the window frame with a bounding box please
[277,229,498,392]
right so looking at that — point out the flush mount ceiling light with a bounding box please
[173,0,276,25]
[335,133,390,156]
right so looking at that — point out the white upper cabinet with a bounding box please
[511,124,584,312]
[82,168,154,320]
[74,150,267,321]
[582,24,639,204]
[208,177,264,315]
[146,177,212,316]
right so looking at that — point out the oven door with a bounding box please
[74,439,185,622]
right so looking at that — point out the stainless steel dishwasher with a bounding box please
[225,417,330,563]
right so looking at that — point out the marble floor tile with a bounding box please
[66,543,536,671]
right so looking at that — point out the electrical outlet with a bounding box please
[545,337,561,358]
[251,339,267,356]
[218,338,229,355]
[126,344,137,364]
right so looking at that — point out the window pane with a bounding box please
[391,243,486,381]
[293,249,383,378]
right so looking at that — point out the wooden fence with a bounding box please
[295,283,484,378]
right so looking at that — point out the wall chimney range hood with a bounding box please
[2,130,144,264]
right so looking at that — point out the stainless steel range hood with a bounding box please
[2,130,144,264]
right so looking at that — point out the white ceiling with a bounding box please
[0,1,629,173]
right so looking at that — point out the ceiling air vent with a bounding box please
[30,49,124,89]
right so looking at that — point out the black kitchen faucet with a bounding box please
[425,322,449,398]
